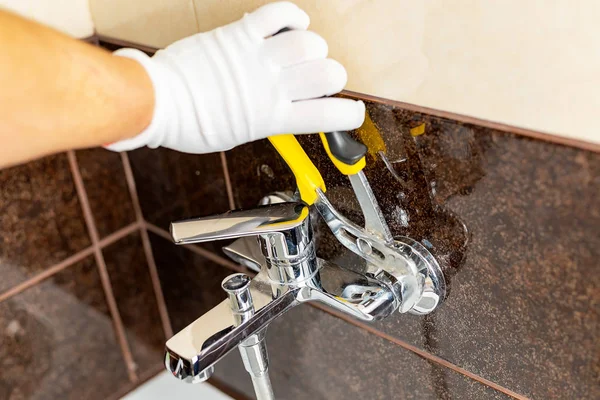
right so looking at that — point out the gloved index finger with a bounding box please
[280,98,366,135]
[247,2,310,38]
[262,30,328,67]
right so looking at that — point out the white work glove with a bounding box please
[106,1,365,153]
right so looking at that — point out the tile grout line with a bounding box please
[143,219,527,398]
[0,222,140,304]
[145,222,248,274]
[342,89,599,153]
[0,247,94,303]
[120,152,173,339]
[220,151,236,210]
[145,223,528,399]
[98,222,142,247]
[105,35,600,154]
[313,304,530,400]
[137,182,212,230]
[67,150,138,383]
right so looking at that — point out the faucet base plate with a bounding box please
[395,236,446,315]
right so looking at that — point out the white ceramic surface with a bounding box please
[0,0,94,38]
[121,371,233,400]
[90,0,600,145]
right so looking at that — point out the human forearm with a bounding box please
[0,2,365,168]
[104,2,365,154]
[0,10,153,168]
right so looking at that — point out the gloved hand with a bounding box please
[106,1,365,153]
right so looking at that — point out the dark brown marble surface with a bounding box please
[226,139,296,209]
[370,109,600,399]
[0,153,91,292]
[0,256,130,399]
[214,305,510,400]
[148,232,232,333]
[1,82,597,399]
[223,99,600,399]
[76,148,136,237]
[128,147,230,231]
[103,232,165,376]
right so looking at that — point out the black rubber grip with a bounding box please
[274,27,292,35]
[325,131,367,165]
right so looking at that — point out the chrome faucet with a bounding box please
[164,198,445,384]
[164,132,446,399]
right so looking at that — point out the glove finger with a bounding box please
[247,2,310,38]
[280,98,366,134]
[263,30,328,67]
[281,59,347,101]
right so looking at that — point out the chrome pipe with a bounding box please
[223,274,275,400]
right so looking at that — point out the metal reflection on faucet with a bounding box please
[222,273,274,400]
[165,198,445,387]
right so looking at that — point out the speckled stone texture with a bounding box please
[76,148,136,237]
[0,257,130,399]
[127,147,230,231]
[213,305,511,400]
[103,232,165,376]
[1,87,598,399]
[223,98,600,399]
[226,139,297,209]
[0,153,90,292]
[148,232,233,333]
[372,107,600,399]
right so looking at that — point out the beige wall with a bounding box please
[90,0,600,145]
[0,0,94,38]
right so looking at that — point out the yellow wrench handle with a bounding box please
[268,135,326,206]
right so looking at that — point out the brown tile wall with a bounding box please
[214,99,600,399]
[0,37,598,400]
[0,149,164,399]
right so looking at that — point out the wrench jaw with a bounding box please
[397,236,447,316]
[313,188,446,315]
[380,236,446,315]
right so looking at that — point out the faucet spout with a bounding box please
[165,272,299,383]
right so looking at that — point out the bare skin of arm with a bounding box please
[0,10,154,168]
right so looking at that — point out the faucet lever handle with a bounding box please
[170,202,309,245]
